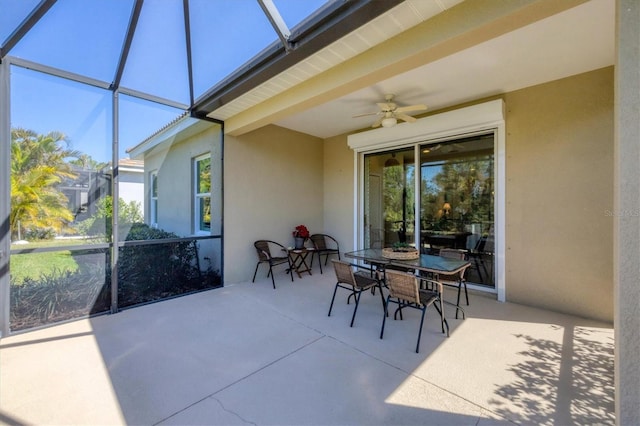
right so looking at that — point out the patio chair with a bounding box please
[328,260,385,327]
[436,248,470,318]
[252,240,293,289]
[380,269,448,353]
[310,233,340,274]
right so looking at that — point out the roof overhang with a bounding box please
[126,114,216,159]
[191,0,402,118]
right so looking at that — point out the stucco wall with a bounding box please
[145,125,222,238]
[504,67,613,322]
[323,68,613,322]
[322,134,355,253]
[223,125,324,283]
[220,69,614,322]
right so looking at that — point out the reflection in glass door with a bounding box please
[363,148,415,250]
[420,135,494,287]
[362,134,495,288]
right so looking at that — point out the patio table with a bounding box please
[345,248,470,317]
[345,248,469,275]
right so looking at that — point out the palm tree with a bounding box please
[10,128,79,240]
[69,153,108,171]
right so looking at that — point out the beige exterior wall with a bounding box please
[504,67,613,322]
[145,125,222,238]
[220,68,614,321]
[322,134,355,253]
[223,125,324,283]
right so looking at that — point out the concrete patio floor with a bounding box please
[0,265,614,425]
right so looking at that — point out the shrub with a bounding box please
[10,223,221,331]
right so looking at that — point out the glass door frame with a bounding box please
[348,100,506,302]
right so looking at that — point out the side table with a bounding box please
[286,248,314,278]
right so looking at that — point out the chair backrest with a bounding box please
[310,234,328,250]
[331,260,355,286]
[439,248,466,260]
[311,234,339,251]
[254,240,278,261]
[385,269,420,305]
[438,248,468,280]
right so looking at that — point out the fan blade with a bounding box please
[395,104,427,113]
[396,113,417,123]
[371,116,384,128]
[352,111,380,118]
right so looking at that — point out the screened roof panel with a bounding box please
[190,0,280,100]
[0,0,41,46]
[273,0,330,30]
[7,0,133,83]
[120,0,190,105]
[1,0,391,116]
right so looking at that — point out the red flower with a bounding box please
[292,225,310,238]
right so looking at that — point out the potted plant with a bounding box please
[292,225,310,249]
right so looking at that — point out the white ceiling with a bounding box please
[272,0,615,139]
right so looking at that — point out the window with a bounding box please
[194,154,211,233]
[150,171,158,227]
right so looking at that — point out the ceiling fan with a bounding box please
[352,94,427,128]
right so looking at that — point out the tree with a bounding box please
[68,153,108,171]
[10,128,79,240]
[75,196,143,239]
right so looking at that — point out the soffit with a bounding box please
[207,0,464,121]
[211,0,613,139]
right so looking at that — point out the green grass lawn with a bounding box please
[9,239,98,284]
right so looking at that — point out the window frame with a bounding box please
[193,153,211,235]
[150,170,158,228]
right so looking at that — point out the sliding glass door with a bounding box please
[420,135,494,286]
[363,133,495,287]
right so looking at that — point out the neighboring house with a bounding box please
[59,165,109,223]
[111,158,144,208]
[60,159,144,225]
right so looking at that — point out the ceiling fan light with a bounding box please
[381,117,397,128]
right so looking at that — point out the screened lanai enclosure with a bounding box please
[0,0,393,335]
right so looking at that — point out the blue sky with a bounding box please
[4,0,327,162]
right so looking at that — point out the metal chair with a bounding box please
[310,234,340,274]
[328,260,385,327]
[380,269,448,353]
[252,240,293,289]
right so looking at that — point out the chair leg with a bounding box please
[463,280,469,305]
[328,283,340,317]
[380,296,391,339]
[252,263,260,282]
[269,266,276,289]
[377,283,386,313]
[287,259,294,282]
[415,306,427,353]
[318,253,323,274]
[350,290,363,327]
[455,282,463,319]
[432,298,449,337]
